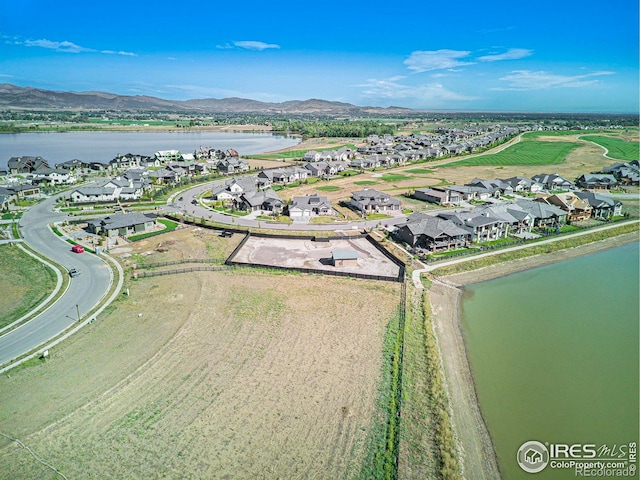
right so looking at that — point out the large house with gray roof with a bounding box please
[349,189,401,216]
[87,212,156,237]
[288,193,333,220]
[397,213,471,252]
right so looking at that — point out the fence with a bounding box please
[136,258,223,269]
[135,265,232,278]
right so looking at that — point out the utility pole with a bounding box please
[76,304,80,322]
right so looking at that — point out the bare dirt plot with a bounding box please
[232,235,402,278]
[0,229,400,479]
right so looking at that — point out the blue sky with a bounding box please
[0,0,638,113]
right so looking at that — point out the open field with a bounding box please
[446,134,580,167]
[231,235,402,278]
[580,135,639,161]
[0,227,401,479]
[0,244,57,329]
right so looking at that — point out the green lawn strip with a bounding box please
[354,180,379,186]
[404,168,434,174]
[0,244,60,330]
[580,135,639,161]
[400,289,462,479]
[339,169,360,177]
[366,213,392,220]
[431,223,639,276]
[128,218,178,242]
[314,185,342,192]
[447,137,580,167]
[381,173,413,182]
[359,308,402,480]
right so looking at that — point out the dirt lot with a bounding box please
[0,227,400,479]
[232,235,402,278]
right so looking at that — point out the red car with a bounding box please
[71,244,85,254]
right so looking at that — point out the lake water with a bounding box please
[0,131,300,169]
[462,242,639,480]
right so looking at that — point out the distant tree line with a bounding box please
[271,120,395,137]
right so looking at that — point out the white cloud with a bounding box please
[359,77,479,105]
[404,49,474,73]
[494,70,615,90]
[478,48,533,62]
[25,39,93,53]
[18,37,136,56]
[233,41,280,51]
[101,49,137,57]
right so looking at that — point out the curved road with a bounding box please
[0,195,113,366]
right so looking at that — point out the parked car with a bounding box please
[71,244,84,254]
[68,268,81,277]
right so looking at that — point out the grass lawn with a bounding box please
[447,135,580,167]
[315,185,343,192]
[0,244,57,329]
[380,173,412,182]
[404,168,434,174]
[366,213,392,220]
[128,218,179,242]
[339,169,360,177]
[247,143,358,160]
[354,180,379,186]
[580,135,639,161]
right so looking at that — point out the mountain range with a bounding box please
[0,84,412,116]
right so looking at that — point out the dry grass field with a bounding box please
[0,227,401,479]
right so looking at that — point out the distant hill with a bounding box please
[0,84,413,115]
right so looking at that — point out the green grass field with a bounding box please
[354,180,379,186]
[580,135,639,161]
[381,173,412,182]
[0,244,57,329]
[447,135,580,167]
[314,185,342,192]
[404,168,434,174]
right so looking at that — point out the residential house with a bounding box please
[55,159,91,172]
[0,195,9,210]
[109,153,152,170]
[531,173,576,191]
[350,189,401,215]
[414,187,461,205]
[473,204,535,235]
[515,199,567,228]
[303,150,322,162]
[70,187,118,203]
[212,177,259,202]
[28,167,76,185]
[238,189,283,213]
[602,161,639,185]
[501,176,543,193]
[217,157,250,174]
[87,212,156,237]
[154,150,183,164]
[575,191,622,219]
[148,168,179,185]
[396,214,471,252]
[536,192,592,221]
[288,193,333,220]
[437,210,508,243]
[576,173,618,190]
[7,156,49,174]
[466,178,514,197]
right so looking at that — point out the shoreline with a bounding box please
[427,232,639,479]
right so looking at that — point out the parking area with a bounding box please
[231,235,402,278]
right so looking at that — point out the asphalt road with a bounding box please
[0,195,113,366]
